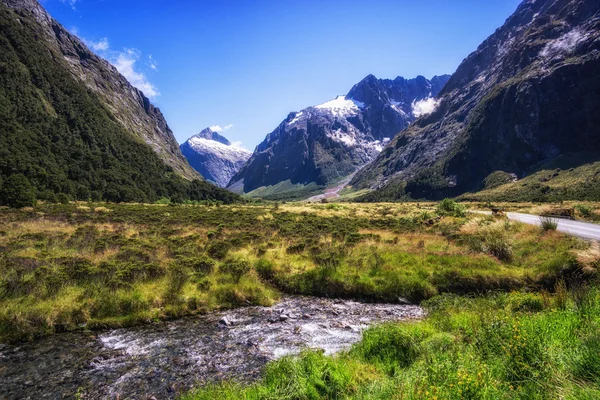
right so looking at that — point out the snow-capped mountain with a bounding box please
[181,128,251,188]
[227,74,450,197]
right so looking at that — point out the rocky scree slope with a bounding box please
[181,128,251,188]
[227,74,449,196]
[1,0,197,180]
[352,0,600,200]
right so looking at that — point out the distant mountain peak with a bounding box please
[181,130,251,188]
[193,128,231,146]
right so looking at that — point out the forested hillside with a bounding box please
[0,3,237,204]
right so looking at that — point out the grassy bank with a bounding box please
[184,285,600,399]
[0,201,596,342]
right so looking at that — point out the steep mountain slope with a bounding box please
[1,0,197,180]
[181,128,251,187]
[353,0,600,200]
[458,153,600,202]
[227,74,449,197]
[0,0,238,203]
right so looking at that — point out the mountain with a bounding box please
[227,74,450,198]
[2,0,197,181]
[352,0,600,201]
[0,0,238,203]
[181,128,252,187]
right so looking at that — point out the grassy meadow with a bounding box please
[1,200,599,398]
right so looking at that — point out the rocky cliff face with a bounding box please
[228,74,449,195]
[181,128,251,188]
[353,0,600,199]
[1,0,198,180]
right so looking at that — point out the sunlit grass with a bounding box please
[0,201,596,342]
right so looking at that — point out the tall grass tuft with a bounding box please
[540,216,558,231]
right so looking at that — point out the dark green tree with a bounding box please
[0,174,36,208]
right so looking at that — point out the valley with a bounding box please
[1,0,600,398]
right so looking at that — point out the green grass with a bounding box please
[184,285,600,400]
[0,201,593,342]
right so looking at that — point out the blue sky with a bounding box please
[41,0,522,149]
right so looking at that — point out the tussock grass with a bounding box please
[540,216,559,231]
[0,201,592,342]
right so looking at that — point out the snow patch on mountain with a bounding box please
[316,95,365,118]
[288,111,304,126]
[327,129,357,147]
[187,137,251,163]
[540,28,587,59]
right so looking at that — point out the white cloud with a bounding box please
[111,49,160,98]
[87,37,109,52]
[210,124,234,132]
[230,141,249,151]
[148,54,158,71]
[411,97,439,118]
[60,0,78,9]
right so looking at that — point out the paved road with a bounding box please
[474,211,600,241]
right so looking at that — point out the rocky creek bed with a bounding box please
[0,296,423,399]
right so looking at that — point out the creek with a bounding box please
[0,296,423,399]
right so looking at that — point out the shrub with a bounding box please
[508,293,545,313]
[56,193,70,205]
[255,259,275,281]
[574,204,593,218]
[0,174,36,208]
[437,198,466,217]
[540,216,558,231]
[352,324,424,374]
[189,256,215,275]
[206,241,232,260]
[311,247,344,271]
[286,243,305,254]
[164,264,190,304]
[220,259,251,283]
